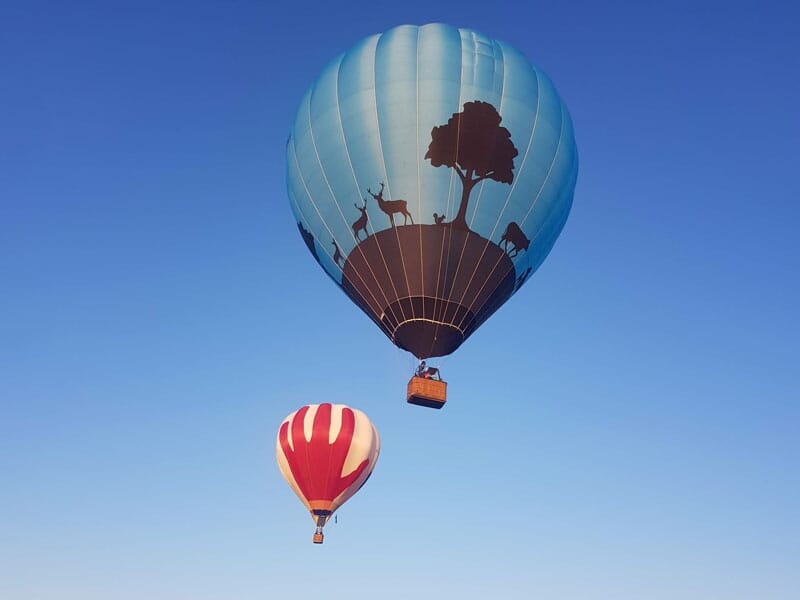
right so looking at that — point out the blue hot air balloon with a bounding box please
[287,23,578,365]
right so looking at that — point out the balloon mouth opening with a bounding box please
[340,225,517,358]
[310,506,333,532]
[391,314,467,359]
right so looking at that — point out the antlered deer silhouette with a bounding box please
[367,182,413,226]
[500,221,530,258]
[332,240,344,267]
[352,200,369,240]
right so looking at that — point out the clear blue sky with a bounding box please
[2,1,798,599]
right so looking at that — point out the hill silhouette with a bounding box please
[341,224,515,359]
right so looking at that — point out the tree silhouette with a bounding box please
[425,101,518,231]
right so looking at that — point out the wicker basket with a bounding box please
[407,376,447,409]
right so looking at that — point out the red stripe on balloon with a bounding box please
[278,404,370,506]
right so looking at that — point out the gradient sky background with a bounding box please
[2,1,798,599]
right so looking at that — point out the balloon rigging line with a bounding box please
[516,104,569,230]
[329,53,404,321]
[465,37,507,231]
[289,141,387,332]
[415,27,426,340]
[449,62,544,329]
[444,37,516,338]
[468,57,541,235]
[441,40,518,338]
[299,33,410,337]
[426,136,462,358]
[373,32,417,328]
[517,154,578,277]
[426,31,467,359]
[301,56,404,336]
[457,111,567,333]
[442,35,553,356]
[455,103,569,334]
[524,172,576,275]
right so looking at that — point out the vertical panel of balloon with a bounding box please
[277,23,577,543]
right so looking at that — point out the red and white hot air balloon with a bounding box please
[276,403,380,544]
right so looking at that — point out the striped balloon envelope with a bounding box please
[276,403,380,543]
[287,23,578,359]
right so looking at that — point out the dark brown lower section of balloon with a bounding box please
[341,224,515,359]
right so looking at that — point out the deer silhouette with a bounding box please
[352,199,369,240]
[332,240,344,267]
[367,182,413,226]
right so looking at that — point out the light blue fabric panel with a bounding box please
[417,23,463,225]
[287,22,578,312]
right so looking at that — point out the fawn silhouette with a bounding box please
[332,240,344,267]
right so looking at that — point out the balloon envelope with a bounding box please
[276,403,380,520]
[287,23,578,358]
